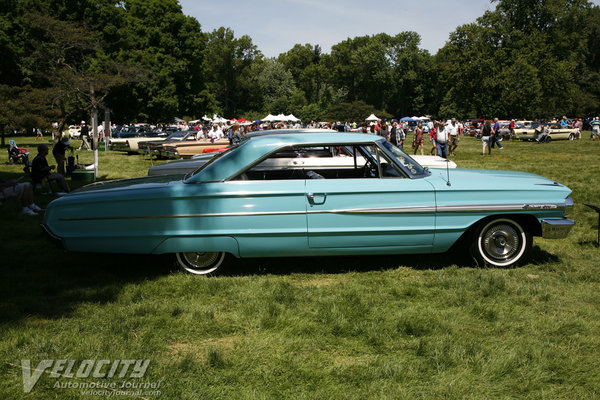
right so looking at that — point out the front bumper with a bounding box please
[541,218,575,239]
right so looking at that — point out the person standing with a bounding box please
[491,118,504,149]
[435,121,449,158]
[448,118,460,156]
[480,120,493,155]
[591,117,600,140]
[230,124,243,146]
[379,121,389,140]
[78,122,91,151]
[429,125,437,156]
[413,121,424,155]
[52,135,72,176]
[390,121,405,149]
[573,118,581,139]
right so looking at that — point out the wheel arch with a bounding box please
[454,213,541,247]
[151,235,240,257]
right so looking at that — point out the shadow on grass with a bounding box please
[0,232,562,325]
[0,246,173,325]
[527,245,561,264]
[228,247,476,277]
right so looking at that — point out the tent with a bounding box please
[400,116,414,122]
[285,114,300,122]
[275,113,287,121]
[365,114,378,121]
[262,114,276,122]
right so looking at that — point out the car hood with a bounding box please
[426,168,570,194]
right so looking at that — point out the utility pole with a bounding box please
[91,83,99,181]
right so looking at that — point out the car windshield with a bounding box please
[166,131,189,140]
[379,140,428,176]
[184,145,240,180]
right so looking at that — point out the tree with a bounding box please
[205,27,262,117]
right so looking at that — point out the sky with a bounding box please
[178,0,496,57]
[179,0,600,57]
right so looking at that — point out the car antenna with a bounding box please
[446,157,451,186]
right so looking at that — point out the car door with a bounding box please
[305,176,436,250]
[197,180,308,258]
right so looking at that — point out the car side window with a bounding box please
[233,144,385,181]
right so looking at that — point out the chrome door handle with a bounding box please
[307,193,327,206]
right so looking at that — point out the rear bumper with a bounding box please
[541,218,575,239]
[40,224,65,249]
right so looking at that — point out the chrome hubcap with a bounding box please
[483,224,519,261]
[182,252,219,269]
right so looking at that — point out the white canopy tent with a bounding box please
[365,114,379,121]
[285,114,300,122]
[262,114,277,122]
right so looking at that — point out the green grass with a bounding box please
[1,134,599,399]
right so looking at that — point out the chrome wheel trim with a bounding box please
[176,252,225,275]
[477,219,527,267]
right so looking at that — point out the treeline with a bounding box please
[0,0,598,134]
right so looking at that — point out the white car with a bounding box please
[148,143,456,177]
[68,125,81,138]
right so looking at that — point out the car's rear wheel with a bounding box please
[470,218,531,267]
[175,252,227,275]
[568,133,574,140]
[545,136,552,143]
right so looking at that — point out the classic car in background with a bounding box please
[43,133,574,275]
[108,130,163,153]
[161,138,229,159]
[512,121,540,141]
[137,130,200,157]
[536,123,579,142]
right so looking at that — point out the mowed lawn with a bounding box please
[1,134,599,399]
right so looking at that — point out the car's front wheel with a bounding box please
[568,133,574,140]
[470,218,532,267]
[175,252,227,275]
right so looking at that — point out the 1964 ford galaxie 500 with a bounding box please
[43,133,574,275]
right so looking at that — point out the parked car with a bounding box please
[160,138,229,159]
[536,123,579,142]
[137,130,199,158]
[108,131,163,153]
[68,125,81,138]
[43,132,574,275]
[496,121,512,139]
[513,121,541,141]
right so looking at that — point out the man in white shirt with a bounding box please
[447,118,460,156]
[435,121,449,158]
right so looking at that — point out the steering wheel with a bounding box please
[362,160,378,178]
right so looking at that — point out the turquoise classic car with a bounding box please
[43,133,574,275]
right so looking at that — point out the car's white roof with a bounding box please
[186,132,383,182]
